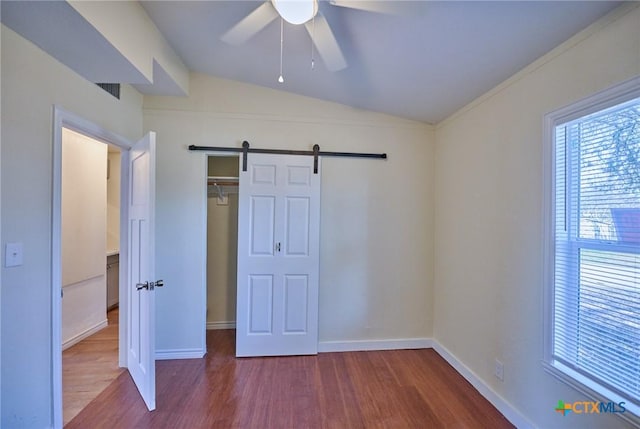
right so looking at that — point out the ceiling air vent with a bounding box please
[96,83,120,100]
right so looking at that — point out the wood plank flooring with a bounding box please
[63,308,123,426]
[67,330,514,428]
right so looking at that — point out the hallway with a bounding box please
[63,308,122,426]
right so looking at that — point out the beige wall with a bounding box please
[144,74,435,353]
[433,5,640,429]
[206,194,238,325]
[61,128,108,348]
[1,25,143,428]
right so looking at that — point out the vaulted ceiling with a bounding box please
[140,1,621,123]
[2,1,623,124]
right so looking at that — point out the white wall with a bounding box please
[107,150,121,252]
[0,25,143,428]
[0,19,3,422]
[61,128,108,348]
[144,74,435,355]
[4,4,635,427]
[433,5,640,429]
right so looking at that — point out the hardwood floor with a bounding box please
[63,308,123,426]
[67,330,514,429]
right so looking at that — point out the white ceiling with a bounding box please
[140,1,622,124]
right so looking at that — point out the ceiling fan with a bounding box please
[222,0,395,73]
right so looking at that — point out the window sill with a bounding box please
[542,360,640,427]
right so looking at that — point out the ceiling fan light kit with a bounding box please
[271,0,318,25]
[222,0,348,82]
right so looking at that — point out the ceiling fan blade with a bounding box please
[221,2,278,45]
[304,13,347,72]
[328,0,402,15]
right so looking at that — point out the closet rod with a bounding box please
[189,141,387,174]
[207,181,238,187]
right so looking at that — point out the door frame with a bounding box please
[51,106,133,428]
[201,152,322,356]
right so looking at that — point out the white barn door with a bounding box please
[236,153,320,357]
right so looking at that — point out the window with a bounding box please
[544,79,640,422]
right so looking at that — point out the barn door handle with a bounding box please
[276,242,281,253]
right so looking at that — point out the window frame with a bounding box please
[542,76,640,426]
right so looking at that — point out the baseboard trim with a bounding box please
[155,348,206,360]
[206,321,236,330]
[62,319,108,350]
[432,341,535,429]
[318,338,433,353]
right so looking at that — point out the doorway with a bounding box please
[205,153,322,357]
[59,128,123,425]
[206,156,239,335]
[51,107,135,428]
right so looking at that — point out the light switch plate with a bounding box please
[5,242,23,267]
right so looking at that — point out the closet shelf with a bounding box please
[208,176,238,198]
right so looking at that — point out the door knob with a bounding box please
[137,280,164,291]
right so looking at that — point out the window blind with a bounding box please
[553,98,640,406]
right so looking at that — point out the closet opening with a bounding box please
[206,156,239,337]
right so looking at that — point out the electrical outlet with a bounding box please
[495,359,504,381]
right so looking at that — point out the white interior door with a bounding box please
[127,132,156,410]
[236,153,321,357]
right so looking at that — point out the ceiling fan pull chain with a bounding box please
[310,15,315,70]
[278,18,284,83]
